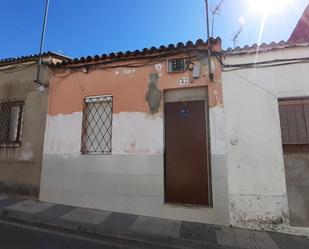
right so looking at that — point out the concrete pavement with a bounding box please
[0,195,308,249]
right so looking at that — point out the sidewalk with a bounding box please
[0,195,308,249]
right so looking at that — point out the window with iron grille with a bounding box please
[0,99,24,147]
[167,58,187,73]
[81,95,113,154]
[279,97,309,153]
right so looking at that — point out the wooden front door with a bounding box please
[164,100,209,206]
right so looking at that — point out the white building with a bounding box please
[222,40,309,235]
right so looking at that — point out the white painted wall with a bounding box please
[44,112,83,155]
[44,112,163,155]
[209,106,230,225]
[41,108,229,224]
[223,46,309,231]
[112,112,163,154]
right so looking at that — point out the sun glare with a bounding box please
[248,0,293,15]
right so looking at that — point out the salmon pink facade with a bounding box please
[40,38,230,225]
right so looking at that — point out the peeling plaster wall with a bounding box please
[41,50,229,224]
[223,46,309,233]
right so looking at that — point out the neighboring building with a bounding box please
[220,5,309,234]
[0,52,69,197]
[223,41,309,234]
[39,38,231,225]
[289,4,309,43]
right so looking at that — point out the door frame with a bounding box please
[163,86,212,207]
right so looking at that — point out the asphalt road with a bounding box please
[0,219,259,249]
[0,219,135,249]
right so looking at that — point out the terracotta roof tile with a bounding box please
[224,40,309,55]
[55,37,221,67]
[0,52,70,66]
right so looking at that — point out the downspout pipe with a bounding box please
[34,0,49,87]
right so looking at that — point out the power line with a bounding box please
[213,51,309,71]
[232,71,278,98]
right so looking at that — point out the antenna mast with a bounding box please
[205,0,213,81]
[211,0,224,37]
[232,27,243,48]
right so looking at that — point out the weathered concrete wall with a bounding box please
[40,47,230,224]
[0,63,50,197]
[284,154,309,227]
[223,46,309,233]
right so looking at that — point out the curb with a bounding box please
[1,206,232,249]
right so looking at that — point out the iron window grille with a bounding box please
[81,95,113,155]
[0,99,24,147]
[167,58,187,73]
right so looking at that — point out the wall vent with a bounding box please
[167,58,187,73]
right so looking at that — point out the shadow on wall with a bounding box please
[0,181,39,198]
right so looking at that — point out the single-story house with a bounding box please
[39,38,231,225]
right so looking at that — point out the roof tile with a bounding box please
[54,37,221,67]
[0,52,70,66]
[224,40,309,55]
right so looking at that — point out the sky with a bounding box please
[0,0,308,59]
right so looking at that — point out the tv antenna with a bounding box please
[211,0,224,37]
[232,26,243,48]
[205,0,213,81]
